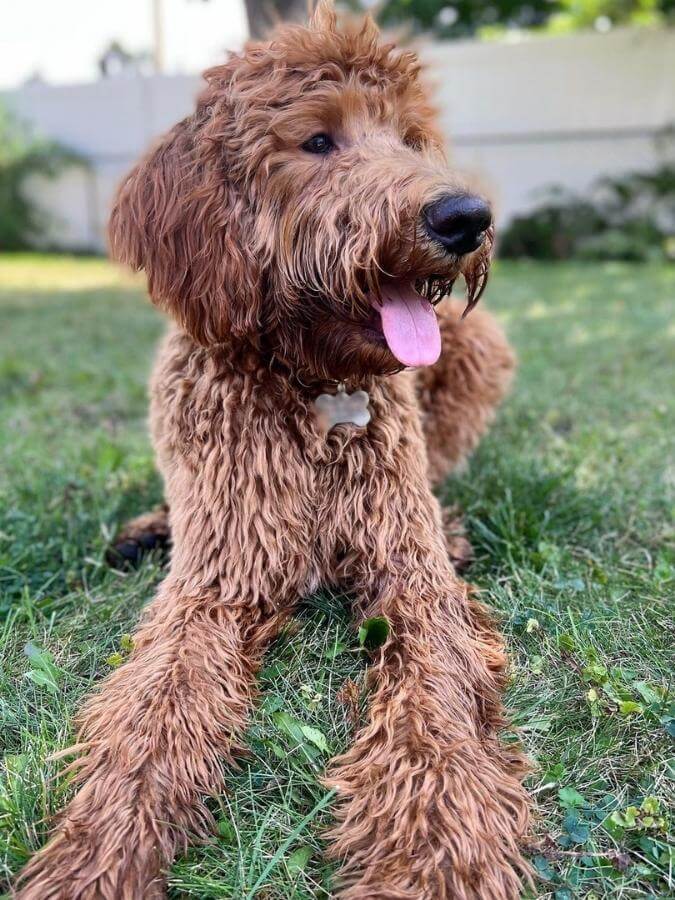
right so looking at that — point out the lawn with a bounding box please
[0,253,673,899]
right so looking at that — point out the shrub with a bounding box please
[499,166,675,262]
[0,104,84,250]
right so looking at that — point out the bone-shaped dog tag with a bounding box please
[314,385,371,431]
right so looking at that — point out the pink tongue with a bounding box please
[375,281,441,367]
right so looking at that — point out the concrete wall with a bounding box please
[425,27,675,223]
[4,27,674,251]
[7,74,202,250]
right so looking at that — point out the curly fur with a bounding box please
[15,3,530,898]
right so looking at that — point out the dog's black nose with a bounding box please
[424,194,492,255]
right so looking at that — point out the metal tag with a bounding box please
[313,383,371,431]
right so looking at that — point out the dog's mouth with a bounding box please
[367,280,442,368]
[309,242,491,374]
[355,249,490,368]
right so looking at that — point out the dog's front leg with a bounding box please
[327,489,531,899]
[15,578,291,899]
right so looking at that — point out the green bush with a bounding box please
[0,105,84,250]
[499,167,675,262]
[372,0,674,39]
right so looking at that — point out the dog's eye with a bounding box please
[301,133,335,155]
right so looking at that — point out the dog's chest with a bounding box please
[296,377,418,516]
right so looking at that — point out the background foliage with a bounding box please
[243,0,675,39]
[365,0,675,38]
[0,105,83,252]
[499,166,675,261]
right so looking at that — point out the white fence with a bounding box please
[3,27,674,251]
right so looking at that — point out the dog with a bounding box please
[16,3,531,897]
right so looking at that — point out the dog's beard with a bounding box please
[266,225,493,382]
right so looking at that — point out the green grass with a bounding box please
[0,253,673,899]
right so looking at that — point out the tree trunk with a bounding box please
[244,0,310,39]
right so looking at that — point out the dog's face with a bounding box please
[110,1,493,381]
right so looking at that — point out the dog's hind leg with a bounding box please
[416,300,515,488]
[440,502,474,573]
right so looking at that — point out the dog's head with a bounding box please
[109,0,493,381]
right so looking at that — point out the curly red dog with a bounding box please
[17,3,531,897]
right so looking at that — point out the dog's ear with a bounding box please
[109,115,261,346]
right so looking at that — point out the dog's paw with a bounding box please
[106,530,170,568]
[106,505,171,568]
